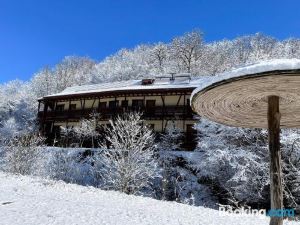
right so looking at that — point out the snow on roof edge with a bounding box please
[44,76,210,99]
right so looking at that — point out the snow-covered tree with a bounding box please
[150,42,169,74]
[90,45,154,83]
[0,80,37,140]
[30,67,55,98]
[171,30,204,73]
[54,56,95,92]
[94,112,159,195]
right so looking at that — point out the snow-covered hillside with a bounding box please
[0,172,297,225]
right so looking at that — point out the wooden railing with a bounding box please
[38,106,194,120]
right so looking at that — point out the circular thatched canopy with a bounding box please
[191,59,300,129]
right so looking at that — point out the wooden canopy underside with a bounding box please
[192,72,300,128]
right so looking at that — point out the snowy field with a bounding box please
[0,172,298,225]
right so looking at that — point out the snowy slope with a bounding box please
[0,172,298,225]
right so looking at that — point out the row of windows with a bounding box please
[55,99,190,111]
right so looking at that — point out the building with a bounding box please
[37,74,204,149]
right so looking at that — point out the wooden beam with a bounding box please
[183,94,186,130]
[161,95,165,132]
[176,94,182,106]
[91,98,96,108]
[267,95,283,225]
[98,97,101,112]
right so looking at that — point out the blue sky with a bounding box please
[1,0,300,83]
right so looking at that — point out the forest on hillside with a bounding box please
[2,30,300,135]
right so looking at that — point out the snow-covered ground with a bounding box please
[0,172,298,225]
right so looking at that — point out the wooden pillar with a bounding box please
[98,97,101,113]
[267,96,283,225]
[38,101,41,112]
[161,95,165,132]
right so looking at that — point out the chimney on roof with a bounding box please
[170,72,176,81]
[141,78,155,85]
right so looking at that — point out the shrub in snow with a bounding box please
[94,112,160,195]
[159,121,183,151]
[3,134,45,175]
[195,119,272,207]
[41,148,95,185]
[60,113,101,148]
[195,119,300,209]
[0,118,20,141]
[157,121,183,200]
[281,133,300,208]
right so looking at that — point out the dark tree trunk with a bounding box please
[267,96,283,225]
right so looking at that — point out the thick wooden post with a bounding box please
[268,96,283,225]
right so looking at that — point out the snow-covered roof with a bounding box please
[45,76,209,98]
[191,58,300,100]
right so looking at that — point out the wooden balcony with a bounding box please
[38,106,194,121]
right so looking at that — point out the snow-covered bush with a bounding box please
[159,121,183,151]
[40,148,95,185]
[3,134,45,175]
[281,132,300,208]
[94,112,160,195]
[157,121,183,200]
[60,113,101,148]
[0,118,20,141]
[195,119,300,209]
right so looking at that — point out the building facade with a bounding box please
[38,75,202,149]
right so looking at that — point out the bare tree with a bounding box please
[55,56,95,92]
[150,43,168,73]
[30,66,55,97]
[248,33,277,61]
[171,30,204,73]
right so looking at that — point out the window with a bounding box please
[109,100,119,108]
[121,100,128,108]
[146,100,156,108]
[69,104,76,110]
[186,99,190,106]
[52,126,61,137]
[148,124,155,130]
[132,99,144,108]
[186,124,195,133]
[99,102,107,109]
[146,100,156,114]
[56,104,65,112]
